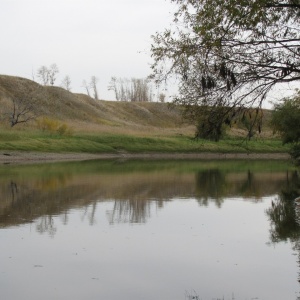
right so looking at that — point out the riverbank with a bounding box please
[0,151,290,165]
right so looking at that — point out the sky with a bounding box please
[0,0,297,107]
[0,0,176,100]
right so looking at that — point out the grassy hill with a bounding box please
[0,75,192,136]
[0,74,286,155]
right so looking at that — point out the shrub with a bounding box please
[36,117,73,136]
[271,91,300,163]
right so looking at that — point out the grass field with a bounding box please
[0,128,289,154]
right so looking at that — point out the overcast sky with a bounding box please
[0,0,176,100]
[1,0,296,107]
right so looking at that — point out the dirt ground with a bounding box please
[0,151,291,165]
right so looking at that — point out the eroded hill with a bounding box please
[0,75,273,138]
[0,75,193,136]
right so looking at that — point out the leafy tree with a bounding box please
[194,106,227,141]
[271,91,300,161]
[150,0,300,138]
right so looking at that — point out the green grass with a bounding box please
[0,129,289,154]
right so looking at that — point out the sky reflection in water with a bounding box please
[0,159,299,300]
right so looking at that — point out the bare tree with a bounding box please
[37,64,59,86]
[10,97,35,127]
[48,64,59,86]
[36,215,57,237]
[37,66,49,85]
[131,78,153,102]
[108,77,153,102]
[8,80,43,127]
[82,80,91,97]
[61,75,72,91]
[31,67,35,82]
[108,77,120,100]
[90,76,99,100]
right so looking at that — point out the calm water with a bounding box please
[0,159,300,300]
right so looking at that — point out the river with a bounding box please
[0,159,299,300]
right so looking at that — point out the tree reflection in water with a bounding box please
[36,215,57,237]
[195,169,273,207]
[1,160,300,299]
[266,170,300,287]
[195,169,226,207]
[106,199,151,224]
[0,160,297,230]
[81,201,98,225]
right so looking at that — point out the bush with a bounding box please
[36,117,73,136]
[290,144,300,164]
[195,120,225,141]
[271,91,300,163]
[193,106,226,141]
[271,94,300,144]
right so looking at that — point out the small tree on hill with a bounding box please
[158,93,166,103]
[37,66,49,85]
[82,80,91,97]
[108,77,153,102]
[37,64,59,86]
[90,76,99,100]
[48,64,59,86]
[61,75,72,91]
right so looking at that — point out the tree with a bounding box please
[108,77,153,102]
[194,106,227,141]
[108,77,131,101]
[61,75,72,91]
[37,64,59,86]
[48,64,59,86]
[150,0,300,139]
[6,78,43,127]
[37,66,49,85]
[108,77,119,100]
[82,80,91,97]
[9,96,36,127]
[158,93,166,103]
[271,91,300,162]
[90,76,99,100]
[271,92,300,144]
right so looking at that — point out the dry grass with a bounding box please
[0,75,193,136]
[0,74,275,140]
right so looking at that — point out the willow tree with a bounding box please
[150,0,300,140]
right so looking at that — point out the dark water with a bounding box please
[0,159,300,300]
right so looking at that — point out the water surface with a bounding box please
[0,160,299,300]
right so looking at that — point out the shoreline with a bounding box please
[0,151,291,165]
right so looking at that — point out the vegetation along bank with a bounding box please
[0,75,294,163]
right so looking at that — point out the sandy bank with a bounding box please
[0,151,291,165]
